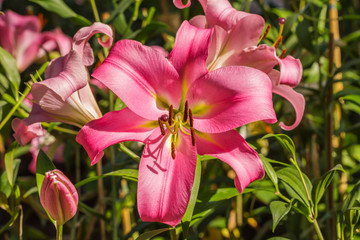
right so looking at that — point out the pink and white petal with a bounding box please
[92,40,180,120]
[189,15,207,28]
[169,21,213,88]
[77,83,102,119]
[230,44,278,73]
[173,0,191,9]
[72,22,113,66]
[33,51,88,103]
[23,104,64,125]
[16,30,43,72]
[196,130,264,193]
[12,118,45,146]
[76,108,157,165]
[187,66,277,133]
[45,54,67,79]
[205,0,252,30]
[138,129,197,227]
[39,29,72,57]
[269,70,305,131]
[209,15,265,70]
[150,45,168,58]
[278,55,303,87]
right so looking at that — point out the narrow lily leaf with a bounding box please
[132,22,168,42]
[105,0,135,24]
[30,0,91,26]
[136,228,170,240]
[0,192,9,213]
[182,159,201,239]
[341,180,360,213]
[4,144,15,186]
[262,134,296,160]
[270,200,293,232]
[35,150,56,197]
[260,154,278,187]
[0,173,12,198]
[277,167,312,207]
[0,47,20,99]
[198,188,239,203]
[312,164,344,217]
[75,169,138,188]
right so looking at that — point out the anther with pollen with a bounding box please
[260,24,271,41]
[168,105,173,125]
[190,127,196,146]
[171,142,176,159]
[189,109,193,128]
[279,48,287,59]
[273,36,282,49]
[273,18,286,49]
[183,101,188,122]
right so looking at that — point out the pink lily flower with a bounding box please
[0,10,72,72]
[12,118,45,146]
[77,21,277,226]
[13,23,112,130]
[188,0,305,130]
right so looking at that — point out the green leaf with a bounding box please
[136,228,170,240]
[342,30,360,43]
[277,167,312,207]
[35,150,56,197]
[198,188,239,203]
[181,160,201,239]
[270,200,293,232]
[341,180,360,213]
[0,47,20,99]
[4,144,15,186]
[75,169,138,188]
[132,22,168,42]
[0,172,12,198]
[105,0,135,24]
[312,164,344,217]
[260,154,278,187]
[0,191,9,213]
[262,134,296,160]
[30,0,91,26]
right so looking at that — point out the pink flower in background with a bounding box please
[40,169,78,226]
[77,21,277,226]
[0,10,72,72]
[187,0,305,130]
[12,118,45,145]
[12,23,112,132]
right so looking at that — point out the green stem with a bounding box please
[169,228,177,240]
[313,219,325,240]
[89,0,101,22]
[119,143,140,163]
[41,123,78,135]
[123,0,141,38]
[0,86,31,130]
[56,224,63,240]
[291,158,312,203]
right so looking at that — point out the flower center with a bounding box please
[157,101,196,159]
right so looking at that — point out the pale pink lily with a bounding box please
[188,0,305,130]
[12,23,112,132]
[77,21,277,226]
[0,10,72,72]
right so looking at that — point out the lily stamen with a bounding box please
[158,118,165,136]
[259,24,271,43]
[171,142,176,159]
[273,18,286,49]
[279,48,287,59]
[190,127,196,146]
[183,101,188,122]
[168,105,173,125]
[189,109,193,128]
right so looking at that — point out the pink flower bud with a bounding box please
[40,170,78,226]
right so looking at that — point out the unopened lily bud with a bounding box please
[40,170,78,226]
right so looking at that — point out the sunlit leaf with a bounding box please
[0,47,20,99]
[262,134,296,160]
[136,228,170,240]
[35,150,56,197]
[270,200,293,232]
[260,154,278,187]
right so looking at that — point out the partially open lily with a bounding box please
[187,0,305,130]
[12,23,112,131]
[77,21,277,226]
[0,10,72,72]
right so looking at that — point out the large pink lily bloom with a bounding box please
[187,0,305,130]
[12,23,112,135]
[0,10,72,72]
[77,21,277,226]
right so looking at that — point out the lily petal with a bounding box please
[196,130,264,193]
[269,70,305,130]
[76,108,157,165]
[72,22,113,66]
[12,119,45,146]
[138,129,197,227]
[169,21,213,89]
[32,50,88,103]
[187,66,277,133]
[173,0,191,9]
[234,45,302,87]
[205,0,252,30]
[92,40,181,120]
